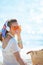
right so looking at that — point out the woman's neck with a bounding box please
[8,31,15,37]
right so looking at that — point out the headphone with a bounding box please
[2,21,10,38]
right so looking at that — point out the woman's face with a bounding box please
[10,22,19,35]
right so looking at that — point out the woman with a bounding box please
[0,19,26,65]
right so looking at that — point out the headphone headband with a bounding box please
[2,21,10,38]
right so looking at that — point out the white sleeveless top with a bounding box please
[2,37,20,65]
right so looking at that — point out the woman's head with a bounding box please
[7,19,19,35]
[7,19,18,28]
[0,19,21,41]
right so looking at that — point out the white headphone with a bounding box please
[5,21,10,31]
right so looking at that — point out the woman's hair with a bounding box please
[0,30,8,41]
[0,33,2,41]
[7,19,17,27]
[0,19,17,41]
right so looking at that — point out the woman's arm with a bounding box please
[15,26,23,49]
[17,34,23,49]
[13,52,26,65]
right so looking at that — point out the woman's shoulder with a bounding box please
[2,37,15,49]
[8,37,17,45]
[9,37,16,42]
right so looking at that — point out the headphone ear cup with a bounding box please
[6,26,10,31]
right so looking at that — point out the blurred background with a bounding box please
[0,0,43,64]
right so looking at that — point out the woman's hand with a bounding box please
[15,28,21,36]
[15,28,23,49]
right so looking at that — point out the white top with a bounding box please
[2,37,20,65]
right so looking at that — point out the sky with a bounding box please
[0,0,43,51]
